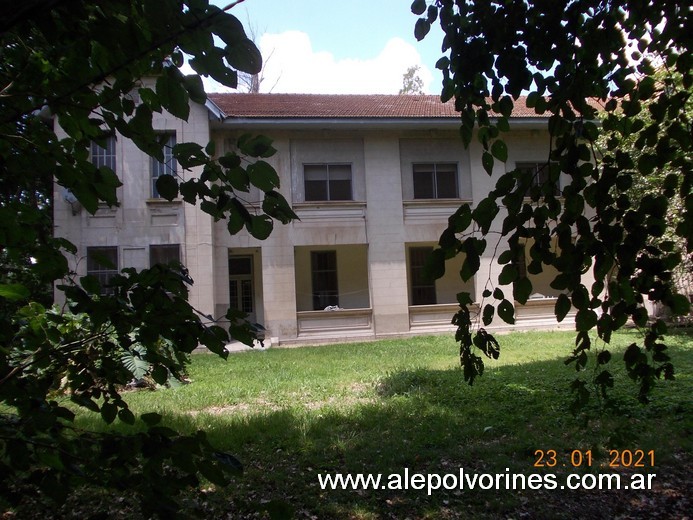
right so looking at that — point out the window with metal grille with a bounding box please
[409,247,436,305]
[304,164,352,201]
[413,163,458,199]
[311,251,339,310]
[151,132,177,198]
[150,244,180,266]
[86,246,118,295]
[90,135,116,172]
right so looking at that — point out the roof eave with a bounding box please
[212,117,549,131]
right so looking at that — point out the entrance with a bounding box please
[228,255,255,322]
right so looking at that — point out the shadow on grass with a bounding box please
[146,351,691,520]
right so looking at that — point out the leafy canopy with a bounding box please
[0,0,296,516]
[412,0,691,405]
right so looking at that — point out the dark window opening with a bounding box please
[413,163,458,199]
[410,247,437,305]
[311,250,339,309]
[304,164,352,201]
[87,246,118,295]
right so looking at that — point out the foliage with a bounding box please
[0,0,296,516]
[412,0,692,404]
[399,64,425,95]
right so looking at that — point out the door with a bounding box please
[228,255,255,322]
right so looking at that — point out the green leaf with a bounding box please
[118,408,136,425]
[101,402,117,424]
[497,299,515,324]
[121,347,151,379]
[226,38,263,74]
[248,160,280,191]
[80,275,102,295]
[247,214,273,240]
[182,74,207,104]
[414,18,431,41]
[482,151,494,175]
[482,304,494,326]
[156,73,190,121]
[555,293,571,322]
[156,174,179,200]
[411,0,427,15]
[0,283,30,301]
[151,365,169,385]
[575,309,598,331]
[237,134,276,158]
[472,197,499,234]
[498,264,518,285]
[513,276,532,304]
[597,350,612,365]
[424,248,446,281]
[491,140,508,162]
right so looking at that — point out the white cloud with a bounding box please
[254,31,434,94]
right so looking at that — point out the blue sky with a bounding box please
[212,0,446,94]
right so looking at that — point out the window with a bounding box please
[512,243,527,279]
[311,251,339,310]
[409,247,436,305]
[229,256,254,314]
[90,135,116,171]
[151,132,177,198]
[150,244,180,266]
[413,163,458,199]
[304,164,352,201]
[516,162,560,196]
[87,246,118,294]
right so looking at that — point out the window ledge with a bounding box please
[403,199,471,205]
[403,200,469,221]
[146,198,183,205]
[293,201,366,221]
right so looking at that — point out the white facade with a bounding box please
[55,94,582,345]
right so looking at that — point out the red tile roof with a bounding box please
[207,93,542,119]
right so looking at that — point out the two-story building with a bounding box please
[55,93,578,345]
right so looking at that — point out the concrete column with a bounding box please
[364,137,410,336]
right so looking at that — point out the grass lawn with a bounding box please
[75,329,691,519]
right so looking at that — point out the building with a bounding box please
[54,93,581,346]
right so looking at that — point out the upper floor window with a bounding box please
[87,246,118,295]
[516,162,560,196]
[304,164,352,201]
[90,135,116,172]
[151,132,177,198]
[413,163,458,199]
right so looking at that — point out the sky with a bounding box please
[208,0,447,95]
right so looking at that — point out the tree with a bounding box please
[399,65,425,95]
[0,0,296,515]
[412,0,691,405]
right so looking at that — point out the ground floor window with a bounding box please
[311,250,339,310]
[409,246,436,305]
[150,244,180,266]
[86,246,118,294]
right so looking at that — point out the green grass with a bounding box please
[78,329,692,519]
